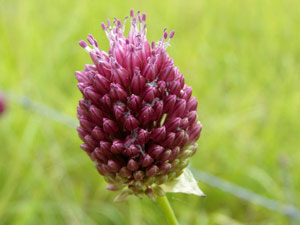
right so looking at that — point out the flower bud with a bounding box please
[109,83,128,103]
[138,106,154,125]
[142,154,154,167]
[131,74,146,95]
[103,118,119,134]
[124,144,140,157]
[127,94,141,112]
[150,126,166,142]
[111,139,124,154]
[94,74,110,94]
[164,117,181,132]
[124,115,139,131]
[127,159,139,171]
[137,129,150,144]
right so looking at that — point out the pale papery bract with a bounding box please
[76,9,202,200]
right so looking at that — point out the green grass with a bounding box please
[1,0,300,224]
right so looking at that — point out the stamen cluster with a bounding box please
[76,10,202,198]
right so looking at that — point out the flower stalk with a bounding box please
[157,195,179,225]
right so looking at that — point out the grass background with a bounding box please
[1,0,300,224]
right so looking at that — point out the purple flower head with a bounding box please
[75,10,202,199]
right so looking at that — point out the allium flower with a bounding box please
[76,10,202,199]
[0,95,6,115]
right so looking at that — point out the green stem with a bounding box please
[157,195,179,225]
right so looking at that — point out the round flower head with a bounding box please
[76,9,202,199]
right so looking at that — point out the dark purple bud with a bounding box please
[142,154,154,167]
[124,115,139,131]
[79,99,90,112]
[131,75,146,95]
[159,66,175,82]
[137,129,150,144]
[84,135,98,148]
[161,132,175,147]
[169,80,181,95]
[164,117,181,132]
[170,99,186,118]
[100,141,112,152]
[150,126,166,142]
[143,86,157,103]
[101,94,112,110]
[89,105,104,124]
[94,74,110,95]
[143,63,157,81]
[77,106,89,118]
[186,97,198,112]
[127,159,139,171]
[188,122,202,142]
[91,126,107,140]
[160,149,172,162]
[163,95,176,113]
[124,144,140,157]
[109,83,128,103]
[169,147,180,162]
[181,85,192,100]
[119,167,132,177]
[138,106,154,125]
[112,66,130,87]
[149,145,164,159]
[84,87,101,105]
[160,163,172,175]
[80,143,93,154]
[77,126,87,140]
[75,71,89,83]
[133,171,145,181]
[103,118,119,134]
[173,130,185,146]
[180,118,189,130]
[177,73,185,90]
[111,139,124,154]
[152,100,163,121]
[79,117,94,132]
[157,81,166,96]
[187,111,197,126]
[179,132,189,147]
[96,165,107,176]
[113,104,126,122]
[127,94,141,112]
[92,149,107,163]
[146,165,159,176]
[107,160,121,173]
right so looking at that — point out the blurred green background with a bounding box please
[1,0,300,224]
